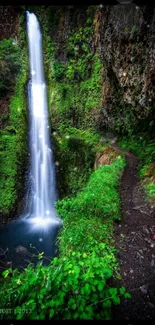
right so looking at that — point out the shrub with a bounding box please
[0,156,130,320]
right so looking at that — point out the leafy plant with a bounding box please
[0,14,28,214]
[56,155,125,221]
[52,60,66,81]
[53,127,98,197]
[0,252,130,320]
[0,38,20,96]
[120,136,155,201]
[0,155,130,320]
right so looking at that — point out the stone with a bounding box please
[140,284,148,295]
[15,245,28,254]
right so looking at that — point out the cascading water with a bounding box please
[0,12,62,269]
[26,12,60,228]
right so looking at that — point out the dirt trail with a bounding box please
[113,150,155,320]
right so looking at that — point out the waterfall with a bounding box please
[26,12,60,227]
[0,12,61,268]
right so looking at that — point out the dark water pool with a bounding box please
[0,217,62,271]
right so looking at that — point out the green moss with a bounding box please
[66,25,94,80]
[52,60,66,81]
[1,113,9,122]
[0,7,103,214]
[0,15,28,215]
[0,67,28,214]
[144,182,155,199]
[57,155,125,222]
[0,38,20,97]
[41,6,102,131]
[0,135,17,213]
[79,56,102,111]
[48,53,102,130]
[0,8,132,319]
[41,8,103,197]
[53,127,100,198]
[120,136,155,201]
[0,156,130,321]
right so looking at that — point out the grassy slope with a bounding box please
[0,155,132,320]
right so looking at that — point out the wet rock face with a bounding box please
[98,4,155,135]
[0,6,19,40]
[46,4,155,136]
[0,4,155,137]
[94,146,118,169]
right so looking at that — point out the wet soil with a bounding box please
[113,150,155,320]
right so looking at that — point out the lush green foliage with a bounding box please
[19,6,104,200]
[144,182,155,199]
[66,25,94,81]
[40,6,103,131]
[0,66,28,214]
[0,38,20,96]
[19,5,155,139]
[120,136,155,162]
[0,253,130,320]
[0,17,28,214]
[0,135,17,211]
[53,127,101,198]
[0,155,130,320]
[0,8,131,319]
[120,135,155,201]
[56,155,125,222]
[48,54,102,130]
[57,126,100,144]
[43,12,103,194]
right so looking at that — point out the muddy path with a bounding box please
[113,149,155,320]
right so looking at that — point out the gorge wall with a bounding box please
[0,4,155,217]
